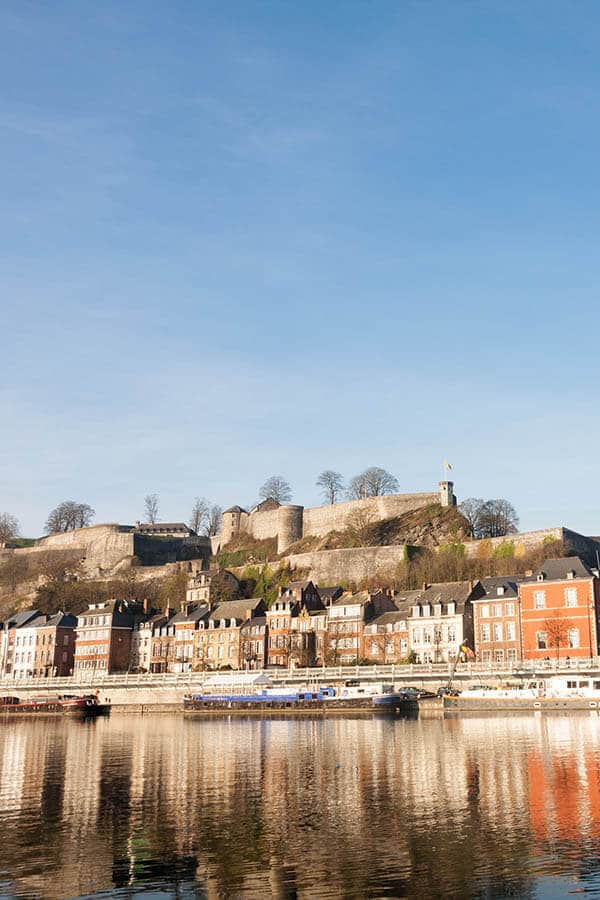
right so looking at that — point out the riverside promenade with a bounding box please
[0,659,598,711]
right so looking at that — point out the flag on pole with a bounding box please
[444,460,453,471]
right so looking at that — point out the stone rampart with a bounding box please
[463,527,600,563]
[302,492,440,539]
[33,524,135,574]
[284,545,409,584]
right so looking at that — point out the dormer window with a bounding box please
[447,602,456,615]
[537,573,545,582]
[567,571,575,580]
[497,586,505,596]
[422,605,431,617]
[412,606,420,618]
[434,604,442,617]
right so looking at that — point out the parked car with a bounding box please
[398,686,436,700]
[436,686,461,698]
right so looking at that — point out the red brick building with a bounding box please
[472,577,522,664]
[240,616,268,669]
[326,591,396,665]
[364,608,410,664]
[520,558,600,662]
[33,612,77,676]
[73,599,136,674]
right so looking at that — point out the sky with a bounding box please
[1,0,600,537]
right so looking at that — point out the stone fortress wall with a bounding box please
[0,523,211,578]
[244,527,600,585]
[220,482,456,554]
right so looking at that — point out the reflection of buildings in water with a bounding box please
[4,714,600,898]
[0,726,27,813]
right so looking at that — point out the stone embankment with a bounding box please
[1,660,596,711]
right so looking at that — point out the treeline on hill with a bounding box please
[360,537,571,594]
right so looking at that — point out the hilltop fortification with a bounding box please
[0,522,212,577]
[218,481,456,554]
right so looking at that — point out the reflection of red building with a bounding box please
[520,558,600,661]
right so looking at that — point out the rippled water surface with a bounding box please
[1,713,600,898]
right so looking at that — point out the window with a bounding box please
[480,605,490,619]
[565,588,578,607]
[434,604,442,617]
[506,622,516,641]
[493,623,502,641]
[507,649,517,661]
[494,650,504,663]
[568,628,580,649]
[505,603,515,616]
[482,650,491,662]
[496,586,505,596]
[492,604,502,618]
[481,624,490,642]
[423,629,432,644]
[537,631,547,650]
[447,603,456,615]
[447,626,456,643]
[534,591,546,609]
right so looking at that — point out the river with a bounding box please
[1,712,600,898]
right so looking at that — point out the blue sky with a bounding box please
[1,1,600,536]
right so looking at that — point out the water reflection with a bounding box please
[1,713,600,897]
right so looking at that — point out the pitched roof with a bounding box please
[135,522,191,533]
[286,580,314,590]
[332,591,379,607]
[475,576,520,600]
[224,505,247,514]
[170,604,210,624]
[5,609,42,629]
[413,581,482,612]
[370,610,409,628]
[209,598,264,622]
[35,612,78,628]
[317,586,344,600]
[524,556,593,583]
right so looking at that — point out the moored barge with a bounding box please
[184,683,413,716]
[0,694,110,718]
[443,676,600,712]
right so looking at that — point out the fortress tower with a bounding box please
[438,481,456,507]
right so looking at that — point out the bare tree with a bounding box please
[0,512,20,544]
[543,614,572,662]
[459,498,485,537]
[45,501,95,534]
[459,497,519,539]
[477,499,519,538]
[258,476,292,504]
[189,497,209,534]
[144,493,160,524]
[207,505,223,536]
[346,508,376,546]
[347,467,399,499]
[316,470,344,504]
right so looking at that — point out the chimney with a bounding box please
[525,569,533,577]
[422,582,428,591]
[143,597,150,615]
[468,580,473,592]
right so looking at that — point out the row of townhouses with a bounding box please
[0,557,598,678]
